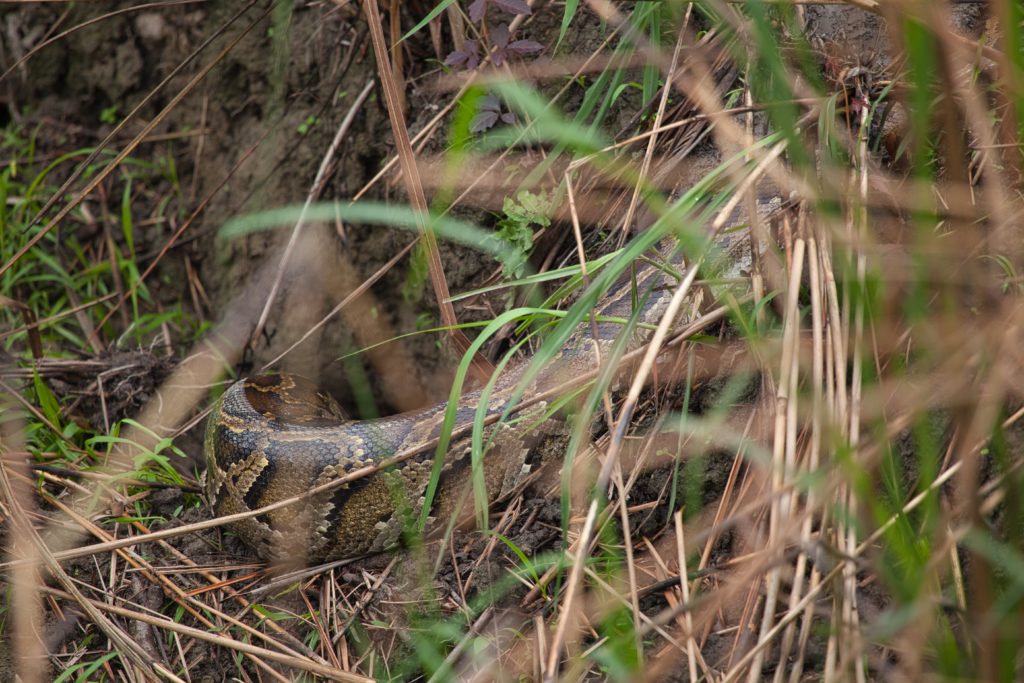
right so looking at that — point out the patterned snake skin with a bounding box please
[205,194,781,563]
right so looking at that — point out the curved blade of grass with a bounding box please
[557,0,580,48]
[400,0,458,44]
[448,250,620,302]
[417,306,566,532]
[219,200,518,263]
[334,320,495,362]
[469,331,537,529]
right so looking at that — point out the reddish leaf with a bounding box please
[509,39,543,55]
[468,0,486,23]
[471,110,499,132]
[492,24,510,48]
[479,94,501,112]
[493,0,531,15]
[444,40,480,69]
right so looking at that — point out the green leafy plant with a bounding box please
[492,189,553,278]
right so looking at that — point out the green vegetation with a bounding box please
[2,1,1023,681]
[0,124,202,536]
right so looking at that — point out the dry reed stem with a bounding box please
[361,0,494,381]
[674,509,700,682]
[747,223,805,682]
[618,8,692,239]
[776,212,827,683]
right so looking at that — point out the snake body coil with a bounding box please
[205,200,776,563]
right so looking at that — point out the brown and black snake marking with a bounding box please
[205,196,782,563]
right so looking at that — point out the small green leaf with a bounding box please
[121,177,135,258]
[32,370,61,429]
[253,604,295,622]
[99,104,119,124]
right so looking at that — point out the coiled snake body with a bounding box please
[205,198,777,563]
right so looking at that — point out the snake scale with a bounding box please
[205,194,781,563]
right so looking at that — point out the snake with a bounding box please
[204,194,781,564]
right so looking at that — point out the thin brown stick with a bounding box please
[674,509,700,683]
[361,0,493,380]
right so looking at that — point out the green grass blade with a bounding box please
[401,0,459,44]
